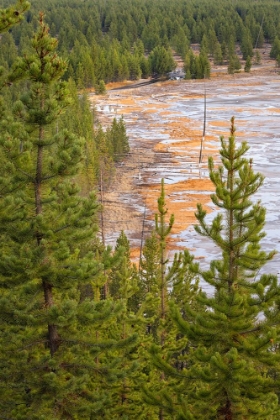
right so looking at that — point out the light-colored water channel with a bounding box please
[94,74,280,293]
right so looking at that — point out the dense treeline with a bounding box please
[2,0,280,85]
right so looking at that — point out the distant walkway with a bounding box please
[110,77,163,91]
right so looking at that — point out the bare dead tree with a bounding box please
[199,80,206,164]
[139,202,146,269]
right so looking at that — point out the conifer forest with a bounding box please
[1,0,280,419]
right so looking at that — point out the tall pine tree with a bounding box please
[160,118,280,419]
[140,180,198,420]
[0,14,135,419]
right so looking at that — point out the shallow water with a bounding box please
[94,74,280,291]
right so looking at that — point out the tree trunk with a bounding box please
[36,128,60,355]
[217,397,233,420]
[43,280,60,355]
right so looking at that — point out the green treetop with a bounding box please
[0,0,29,34]
[106,116,130,162]
[140,180,199,420]
[149,46,176,76]
[168,118,280,419]
[0,14,135,419]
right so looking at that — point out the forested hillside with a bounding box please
[1,1,280,419]
[2,0,280,86]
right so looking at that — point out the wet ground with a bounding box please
[92,70,280,293]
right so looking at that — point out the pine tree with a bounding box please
[127,52,142,80]
[0,15,135,419]
[95,79,106,95]
[241,27,253,60]
[0,32,18,70]
[228,54,241,74]
[97,230,154,419]
[109,230,140,311]
[270,37,280,59]
[244,55,252,73]
[106,116,130,162]
[207,28,219,57]
[200,34,209,55]
[149,46,176,76]
[254,50,262,65]
[0,0,29,34]
[168,118,280,419]
[95,124,115,179]
[213,42,223,65]
[140,56,151,79]
[140,230,161,296]
[184,49,210,80]
[140,181,198,420]
[60,80,98,193]
[0,0,29,94]
[196,52,211,79]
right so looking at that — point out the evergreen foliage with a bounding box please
[213,42,224,65]
[59,81,98,192]
[2,0,280,86]
[0,0,29,33]
[241,27,254,60]
[95,79,106,95]
[254,50,262,65]
[157,118,280,419]
[109,230,140,312]
[244,55,252,72]
[106,116,130,162]
[228,54,241,74]
[140,181,199,419]
[149,46,176,76]
[270,36,280,59]
[0,14,136,418]
[184,49,210,79]
[1,2,280,419]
